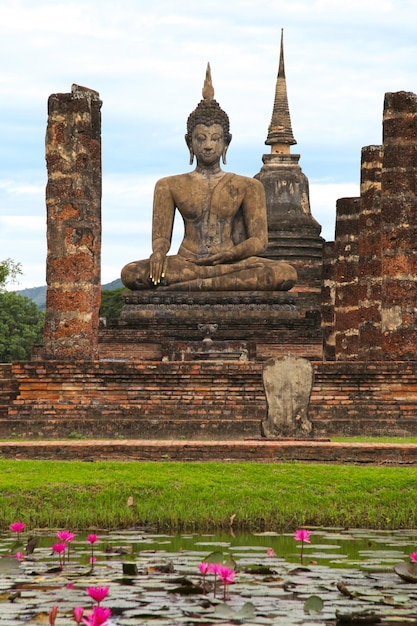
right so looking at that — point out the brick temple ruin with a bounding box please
[2,36,417,441]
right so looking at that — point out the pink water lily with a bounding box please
[198,561,209,575]
[9,522,25,535]
[15,552,24,560]
[294,529,311,543]
[410,552,417,562]
[57,530,75,542]
[198,561,209,593]
[294,528,312,563]
[219,565,236,600]
[74,606,84,624]
[52,542,67,568]
[219,565,235,584]
[52,542,67,553]
[87,534,98,568]
[86,586,110,605]
[57,530,75,561]
[82,606,111,626]
[267,547,275,557]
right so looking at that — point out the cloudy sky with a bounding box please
[1,0,417,289]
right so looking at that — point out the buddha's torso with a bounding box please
[164,171,248,259]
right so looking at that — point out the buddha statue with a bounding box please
[121,64,297,292]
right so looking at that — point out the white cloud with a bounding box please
[1,0,417,287]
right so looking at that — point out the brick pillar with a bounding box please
[380,91,417,359]
[321,241,336,361]
[334,197,360,360]
[43,84,102,360]
[358,145,383,359]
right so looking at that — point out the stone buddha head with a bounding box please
[185,63,232,165]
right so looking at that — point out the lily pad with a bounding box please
[304,594,324,614]
[214,601,256,622]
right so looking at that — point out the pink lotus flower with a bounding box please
[15,552,24,560]
[86,586,110,605]
[74,606,84,624]
[198,562,209,575]
[87,535,98,569]
[52,542,67,568]
[57,530,75,561]
[57,530,75,543]
[294,529,311,563]
[219,566,236,600]
[52,542,67,554]
[82,606,111,626]
[219,566,235,584]
[267,547,275,557]
[9,522,25,534]
[410,552,417,562]
[198,561,210,593]
[294,529,311,543]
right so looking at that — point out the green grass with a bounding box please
[331,436,417,443]
[0,460,417,532]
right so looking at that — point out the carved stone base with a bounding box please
[99,289,323,361]
[120,290,299,323]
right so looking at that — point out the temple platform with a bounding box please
[99,290,323,361]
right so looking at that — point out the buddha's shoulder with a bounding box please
[154,172,263,190]
[155,173,193,188]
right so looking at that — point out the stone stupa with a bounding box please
[255,30,324,314]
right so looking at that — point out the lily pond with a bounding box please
[2,527,417,624]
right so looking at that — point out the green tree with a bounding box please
[100,287,127,321]
[0,291,44,362]
[0,258,22,291]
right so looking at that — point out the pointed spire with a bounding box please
[202,62,215,101]
[265,29,296,152]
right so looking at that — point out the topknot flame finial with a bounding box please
[202,63,215,101]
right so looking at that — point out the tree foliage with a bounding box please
[0,292,44,362]
[100,287,127,321]
[0,258,22,291]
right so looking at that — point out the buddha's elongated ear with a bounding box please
[185,134,194,165]
[222,135,231,165]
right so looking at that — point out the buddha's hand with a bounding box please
[195,249,236,266]
[149,250,167,285]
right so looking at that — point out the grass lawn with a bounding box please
[331,436,417,444]
[0,459,416,532]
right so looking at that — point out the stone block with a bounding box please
[261,355,313,438]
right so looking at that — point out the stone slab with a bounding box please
[1,439,417,464]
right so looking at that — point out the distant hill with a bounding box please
[17,278,123,310]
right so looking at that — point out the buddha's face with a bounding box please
[190,123,227,166]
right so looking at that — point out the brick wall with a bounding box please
[358,145,383,359]
[0,364,17,419]
[380,91,417,358]
[2,360,417,440]
[321,241,335,361]
[333,197,360,359]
